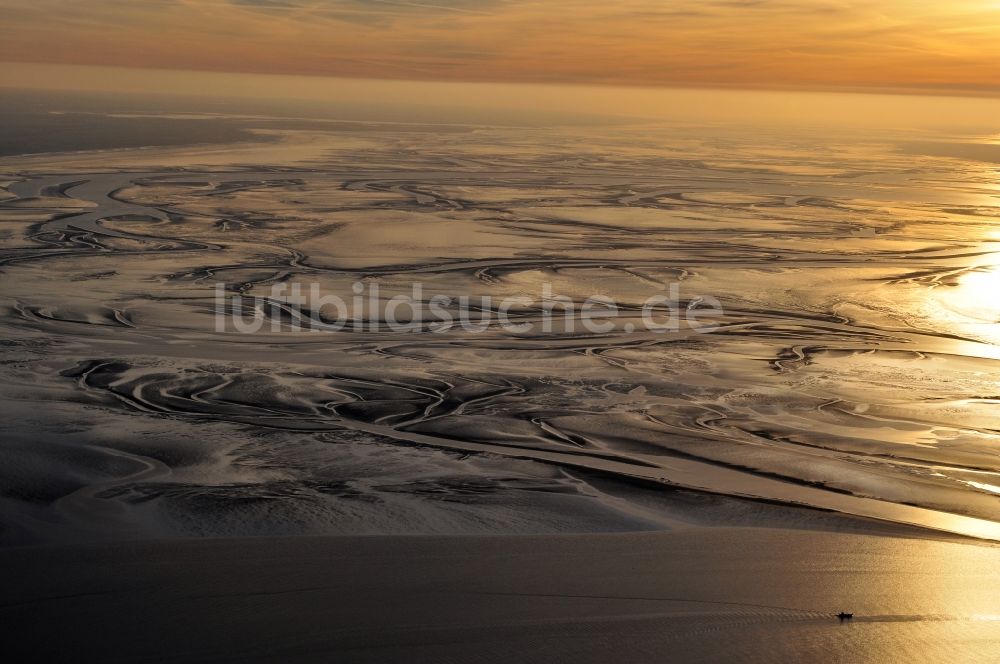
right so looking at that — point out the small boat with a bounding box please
[836,612,854,620]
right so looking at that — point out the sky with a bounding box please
[2,0,1000,95]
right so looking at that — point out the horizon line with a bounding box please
[4,61,1000,103]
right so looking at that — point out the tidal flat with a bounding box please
[1,87,999,661]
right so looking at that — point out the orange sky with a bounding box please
[2,1,1000,94]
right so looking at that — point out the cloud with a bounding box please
[1,0,999,93]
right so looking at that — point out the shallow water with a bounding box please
[3,529,999,663]
[2,110,1000,542]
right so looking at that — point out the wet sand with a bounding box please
[2,92,1000,660]
[3,118,1000,543]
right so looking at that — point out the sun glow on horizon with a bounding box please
[2,1,1000,95]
